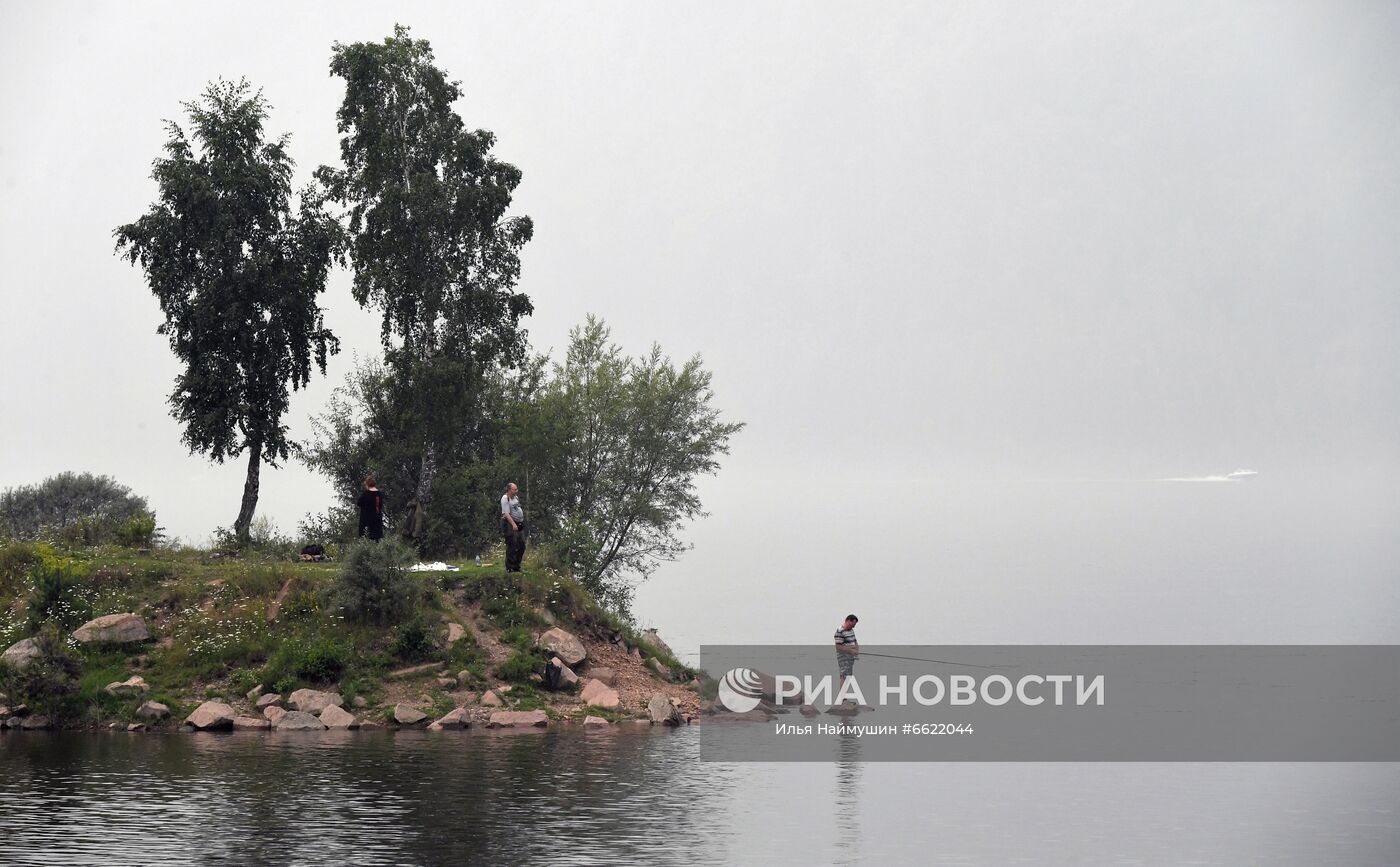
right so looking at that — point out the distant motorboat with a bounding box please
[1226,469,1258,481]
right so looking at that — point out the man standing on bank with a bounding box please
[835,614,859,688]
[501,482,526,572]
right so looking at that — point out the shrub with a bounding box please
[261,635,348,689]
[0,472,150,542]
[389,615,435,662]
[0,626,84,720]
[321,538,419,625]
[114,513,159,548]
[27,565,92,631]
[0,541,46,595]
[493,648,545,682]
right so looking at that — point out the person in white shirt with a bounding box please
[501,482,526,572]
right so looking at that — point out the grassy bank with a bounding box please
[0,539,696,729]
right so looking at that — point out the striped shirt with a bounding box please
[834,628,857,647]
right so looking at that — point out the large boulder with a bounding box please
[287,689,342,715]
[647,692,682,726]
[588,667,617,687]
[104,676,149,698]
[583,715,611,727]
[185,700,236,730]
[21,715,52,730]
[273,711,326,731]
[2,638,43,670]
[579,679,621,711]
[136,701,170,721]
[393,704,428,726]
[486,710,549,728]
[319,705,357,729]
[648,658,672,680]
[255,693,282,710]
[233,716,270,730]
[72,613,148,644]
[537,627,586,667]
[480,690,504,707]
[263,706,287,723]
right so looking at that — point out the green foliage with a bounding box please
[261,635,348,688]
[114,513,158,548]
[27,565,92,631]
[0,473,152,543]
[493,648,544,683]
[0,541,48,595]
[313,24,534,509]
[114,78,344,543]
[0,627,84,721]
[388,615,435,662]
[511,316,743,613]
[321,538,419,624]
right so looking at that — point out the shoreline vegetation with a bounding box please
[0,537,704,734]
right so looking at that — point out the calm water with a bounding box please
[3,729,1399,865]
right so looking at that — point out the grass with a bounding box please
[0,537,692,729]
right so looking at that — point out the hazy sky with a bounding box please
[2,2,1397,647]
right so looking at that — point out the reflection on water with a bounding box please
[3,730,1400,865]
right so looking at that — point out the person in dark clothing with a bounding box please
[357,476,385,541]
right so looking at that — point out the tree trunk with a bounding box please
[234,443,262,544]
[414,445,436,505]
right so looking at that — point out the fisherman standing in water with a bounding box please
[834,614,859,689]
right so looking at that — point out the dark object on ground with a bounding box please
[299,544,330,562]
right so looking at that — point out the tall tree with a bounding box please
[317,24,534,506]
[514,317,743,614]
[115,80,342,543]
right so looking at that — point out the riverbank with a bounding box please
[0,541,701,732]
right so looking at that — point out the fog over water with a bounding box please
[2,3,1398,863]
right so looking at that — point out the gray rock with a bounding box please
[255,693,281,710]
[72,613,149,643]
[20,715,51,730]
[127,723,147,732]
[185,700,236,730]
[137,700,170,720]
[2,638,42,671]
[351,695,368,709]
[647,692,682,726]
[5,717,21,729]
[486,710,549,728]
[0,706,10,720]
[246,684,264,701]
[435,676,457,689]
[263,706,287,723]
[587,667,617,686]
[537,627,587,667]
[434,707,469,729]
[583,715,610,727]
[580,679,621,711]
[642,629,674,656]
[550,657,579,686]
[287,689,342,715]
[358,721,383,731]
[319,705,357,729]
[648,658,672,680]
[272,710,326,731]
[443,622,466,645]
[233,716,270,730]
[103,675,149,697]
[480,690,504,707]
[393,704,428,726]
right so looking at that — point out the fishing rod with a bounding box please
[855,651,1015,670]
